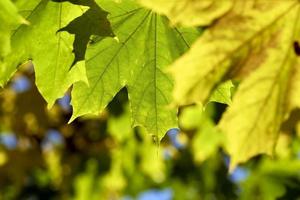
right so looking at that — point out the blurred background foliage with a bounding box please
[0,64,300,200]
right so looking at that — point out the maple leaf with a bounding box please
[0,0,113,106]
[70,0,200,139]
[169,0,300,168]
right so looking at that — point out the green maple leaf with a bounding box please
[70,0,200,139]
[169,0,300,168]
[1,0,113,106]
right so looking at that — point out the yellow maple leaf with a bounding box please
[169,0,300,169]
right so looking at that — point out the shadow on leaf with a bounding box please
[52,0,115,68]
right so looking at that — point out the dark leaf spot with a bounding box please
[294,41,300,56]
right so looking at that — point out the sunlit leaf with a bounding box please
[71,0,200,139]
[1,0,113,106]
[170,0,300,167]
